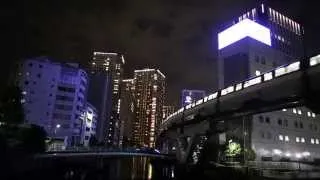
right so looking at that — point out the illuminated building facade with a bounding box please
[181,89,206,107]
[133,69,166,147]
[220,3,304,58]
[88,52,124,146]
[119,79,136,147]
[17,57,88,146]
[218,4,320,161]
[81,103,98,147]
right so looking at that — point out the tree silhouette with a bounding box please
[0,86,24,124]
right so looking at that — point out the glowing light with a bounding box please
[255,70,261,76]
[293,108,297,114]
[310,54,320,66]
[295,153,302,159]
[196,99,203,105]
[86,112,93,120]
[134,69,155,73]
[243,77,261,88]
[311,138,315,144]
[218,19,271,50]
[279,135,284,141]
[285,152,291,157]
[208,92,218,100]
[302,152,310,156]
[298,109,302,115]
[147,164,152,180]
[285,136,289,142]
[235,83,242,91]
[264,72,273,81]
[56,124,61,128]
[307,112,311,117]
[273,149,282,155]
[221,86,234,96]
[121,55,125,64]
[282,109,287,112]
[93,52,117,56]
[156,69,166,78]
[185,96,192,104]
[301,138,305,143]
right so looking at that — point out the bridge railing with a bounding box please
[162,54,320,129]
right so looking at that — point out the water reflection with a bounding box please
[27,155,175,180]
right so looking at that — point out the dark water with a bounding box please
[10,156,176,180]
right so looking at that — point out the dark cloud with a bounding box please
[2,0,320,107]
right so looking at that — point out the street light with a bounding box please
[54,124,61,135]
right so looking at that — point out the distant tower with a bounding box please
[133,69,166,147]
[88,52,124,146]
[119,79,136,147]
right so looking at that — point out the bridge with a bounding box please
[157,55,320,165]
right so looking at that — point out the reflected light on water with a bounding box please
[148,163,153,180]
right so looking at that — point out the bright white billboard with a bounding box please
[218,19,271,50]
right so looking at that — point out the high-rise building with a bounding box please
[80,102,98,147]
[181,89,206,107]
[17,57,88,146]
[219,3,304,59]
[217,4,320,161]
[88,52,124,147]
[133,69,166,148]
[162,105,175,122]
[119,79,136,147]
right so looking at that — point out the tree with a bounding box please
[225,141,241,157]
[18,124,47,153]
[0,86,24,124]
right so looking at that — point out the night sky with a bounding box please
[2,0,320,106]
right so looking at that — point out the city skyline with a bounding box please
[3,1,320,106]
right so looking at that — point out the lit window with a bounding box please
[311,138,315,144]
[293,108,297,114]
[255,70,261,76]
[307,112,311,117]
[279,135,284,141]
[316,139,320,144]
[297,109,302,115]
[285,136,289,142]
[312,113,316,118]
[301,138,305,143]
[296,137,300,143]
